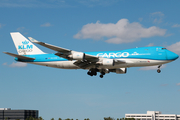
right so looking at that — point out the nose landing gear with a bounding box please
[157,69,161,73]
[157,65,162,73]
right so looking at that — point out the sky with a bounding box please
[1,0,180,120]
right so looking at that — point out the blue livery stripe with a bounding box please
[15,46,179,62]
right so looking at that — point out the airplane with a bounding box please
[4,32,179,78]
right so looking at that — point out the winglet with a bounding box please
[28,37,39,43]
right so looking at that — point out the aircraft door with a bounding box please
[156,47,167,60]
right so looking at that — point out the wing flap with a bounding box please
[3,52,35,60]
[85,54,99,61]
[74,60,96,69]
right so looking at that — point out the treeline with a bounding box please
[25,116,136,120]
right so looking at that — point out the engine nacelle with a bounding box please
[102,59,114,66]
[115,68,127,74]
[69,52,85,60]
[100,68,110,73]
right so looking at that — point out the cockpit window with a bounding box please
[162,48,166,50]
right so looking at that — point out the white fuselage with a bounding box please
[26,58,172,69]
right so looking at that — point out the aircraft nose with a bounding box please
[166,50,179,60]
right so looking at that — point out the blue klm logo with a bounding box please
[18,40,33,50]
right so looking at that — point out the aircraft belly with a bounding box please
[56,61,79,69]
[99,59,172,69]
[23,59,172,70]
[26,61,79,69]
[124,59,171,67]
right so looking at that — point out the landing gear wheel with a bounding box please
[101,72,105,75]
[94,72,97,76]
[87,71,91,75]
[87,70,97,76]
[100,75,103,78]
[157,65,162,73]
[157,69,161,73]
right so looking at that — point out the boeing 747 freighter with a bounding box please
[4,32,179,78]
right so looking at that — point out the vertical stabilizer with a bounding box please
[10,32,45,55]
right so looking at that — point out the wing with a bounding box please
[29,37,99,61]
[28,37,71,53]
[3,52,35,60]
[29,37,99,68]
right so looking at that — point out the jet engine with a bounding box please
[102,59,114,66]
[69,52,85,60]
[115,68,127,74]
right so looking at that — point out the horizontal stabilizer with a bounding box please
[3,52,35,60]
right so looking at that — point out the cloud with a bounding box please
[151,12,164,16]
[167,41,180,55]
[165,33,173,37]
[0,23,5,28]
[0,0,37,8]
[9,62,27,67]
[0,0,116,8]
[77,0,118,7]
[176,83,180,86]
[16,27,28,35]
[139,65,166,70]
[150,12,164,23]
[147,43,154,46]
[41,22,52,27]
[3,62,27,67]
[2,62,7,66]
[172,24,180,28]
[138,18,143,22]
[0,0,68,8]
[74,19,166,44]
[17,27,25,31]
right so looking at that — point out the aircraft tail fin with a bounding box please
[10,32,45,55]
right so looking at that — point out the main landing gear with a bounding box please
[157,65,162,73]
[87,69,106,78]
[87,70,97,76]
[100,72,105,78]
[87,68,98,76]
